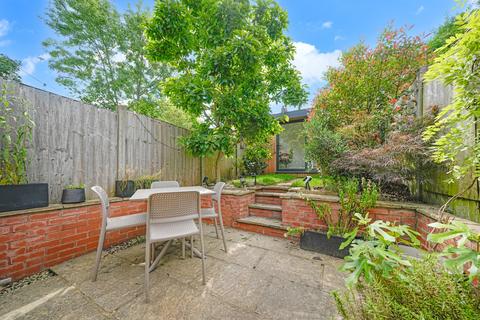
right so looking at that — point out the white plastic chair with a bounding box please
[200,182,227,253]
[150,181,180,189]
[91,186,146,281]
[145,191,205,302]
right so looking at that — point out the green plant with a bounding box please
[0,83,35,185]
[240,143,271,182]
[333,255,480,320]
[134,170,163,189]
[284,226,305,237]
[306,178,379,239]
[0,54,21,81]
[428,221,480,283]
[340,217,420,285]
[44,0,170,111]
[423,9,480,196]
[145,0,307,181]
[65,184,85,189]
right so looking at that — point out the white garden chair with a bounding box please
[145,191,206,302]
[91,186,146,281]
[199,182,227,253]
[150,180,180,188]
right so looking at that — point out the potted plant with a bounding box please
[0,82,48,212]
[61,184,86,204]
[115,168,136,197]
[286,178,378,258]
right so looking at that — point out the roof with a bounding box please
[272,108,311,121]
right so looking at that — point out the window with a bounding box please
[276,121,306,171]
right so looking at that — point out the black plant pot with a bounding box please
[61,188,86,204]
[300,230,351,258]
[115,180,136,198]
[0,183,49,212]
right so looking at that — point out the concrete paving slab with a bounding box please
[0,227,345,320]
[0,276,110,320]
[256,276,338,320]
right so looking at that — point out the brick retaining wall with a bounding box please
[2,188,479,281]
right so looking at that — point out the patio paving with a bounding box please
[0,225,345,319]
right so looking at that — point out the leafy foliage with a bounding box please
[306,178,378,238]
[423,9,480,183]
[428,16,462,52]
[305,26,430,197]
[428,221,480,283]
[340,216,420,285]
[43,0,170,112]
[0,83,35,185]
[333,255,480,320]
[0,54,21,81]
[240,143,271,178]
[145,0,307,179]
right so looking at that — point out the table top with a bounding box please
[129,186,215,201]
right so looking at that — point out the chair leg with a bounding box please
[182,238,186,259]
[145,238,150,303]
[218,213,228,254]
[190,236,194,258]
[198,229,206,285]
[213,218,219,239]
[92,226,106,282]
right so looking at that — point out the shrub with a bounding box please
[333,256,480,320]
[240,143,271,179]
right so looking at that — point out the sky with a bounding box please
[0,0,467,112]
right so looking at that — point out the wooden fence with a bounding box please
[0,80,237,203]
[415,68,479,221]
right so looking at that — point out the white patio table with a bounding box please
[129,186,214,269]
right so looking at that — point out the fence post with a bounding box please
[116,105,127,180]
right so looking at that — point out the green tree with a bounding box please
[145,0,307,180]
[0,54,21,81]
[428,16,461,52]
[423,9,480,184]
[43,0,170,111]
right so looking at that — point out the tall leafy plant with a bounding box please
[145,0,307,181]
[423,9,480,189]
[0,83,34,185]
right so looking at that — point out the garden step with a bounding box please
[260,186,290,193]
[255,192,283,205]
[248,203,282,219]
[234,216,287,238]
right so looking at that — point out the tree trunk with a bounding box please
[215,151,223,182]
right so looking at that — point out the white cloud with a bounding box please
[293,42,341,87]
[334,35,345,41]
[321,21,333,29]
[415,5,424,15]
[20,53,50,76]
[0,19,10,37]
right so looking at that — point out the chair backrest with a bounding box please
[212,181,225,202]
[148,191,200,223]
[150,181,180,189]
[91,186,110,220]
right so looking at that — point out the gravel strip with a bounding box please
[0,270,56,296]
[105,235,145,255]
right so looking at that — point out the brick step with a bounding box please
[234,216,287,238]
[248,203,282,219]
[255,192,283,205]
[260,186,290,193]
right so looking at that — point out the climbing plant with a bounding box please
[423,9,480,185]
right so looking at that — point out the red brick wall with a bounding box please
[0,200,146,281]
[222,193,255,226]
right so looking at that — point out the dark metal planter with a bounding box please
[0,183,49,212]
[300,230,351,258]
[115,180,136,198]
[61,188,86,204]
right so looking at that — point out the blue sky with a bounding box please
[0,0,465,111]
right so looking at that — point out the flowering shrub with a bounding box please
[305,26,432,198]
